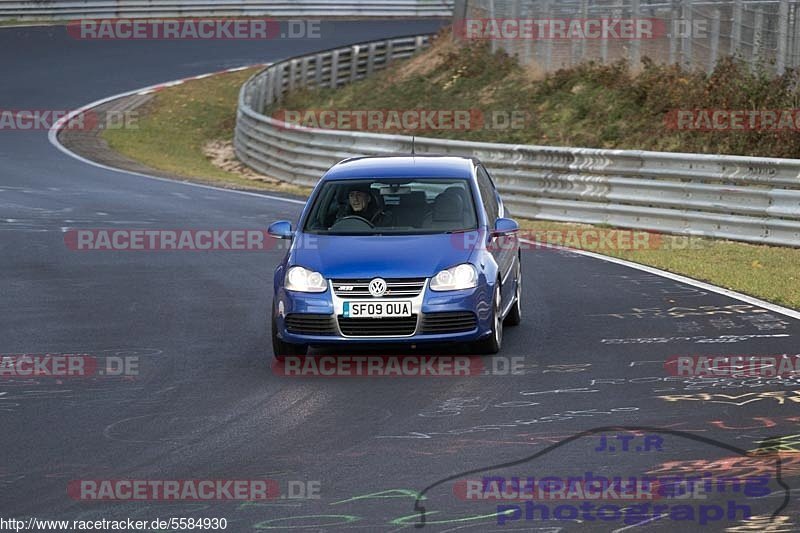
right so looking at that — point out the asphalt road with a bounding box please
[1,21,799,532]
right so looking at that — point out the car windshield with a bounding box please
[303,178,478,235]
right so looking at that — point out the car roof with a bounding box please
[322,155,477,180]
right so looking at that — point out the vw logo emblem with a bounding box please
[368,278,387,297]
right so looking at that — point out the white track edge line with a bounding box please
[521,239,800,321]
[47,64,306,206]
[46,66,800,321]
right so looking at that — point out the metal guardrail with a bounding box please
[0,0,453,19]
[235,33,800,247]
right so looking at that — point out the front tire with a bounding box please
[271,315,307,359]
[473,282,503,355]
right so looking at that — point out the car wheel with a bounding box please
[473,282,502,355]
[271,315,307,359]
[504,257,522,327]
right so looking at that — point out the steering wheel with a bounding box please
[330,215,375,231]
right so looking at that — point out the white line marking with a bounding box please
[611,513,668,532]
[520,239,800,321]
[47,67,800,319]
[47,63,306,207]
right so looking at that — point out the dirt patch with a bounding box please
[384,29,455,84]
[203,140,278,182]
[202,139,311,195]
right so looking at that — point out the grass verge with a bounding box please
[99,34,800,310]
[518,220,800,309]
[0,19,60,27]
[272,29,800,158]
[101,67,311,197]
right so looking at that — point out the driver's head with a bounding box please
[347,184,372,213]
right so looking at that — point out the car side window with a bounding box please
[477,165,499,225]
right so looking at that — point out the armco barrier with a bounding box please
[234,33,800,247]
[0,0,453,20]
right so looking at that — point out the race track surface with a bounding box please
[1,21,798,532]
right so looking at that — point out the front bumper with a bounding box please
[274,279,493,346]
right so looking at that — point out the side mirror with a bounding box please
[492,217,519,236]
[268,220,293,240]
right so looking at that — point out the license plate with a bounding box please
[343,301,412,318]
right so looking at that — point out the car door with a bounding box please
[477,165,516,308]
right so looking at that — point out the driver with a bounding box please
[334,183,390,225]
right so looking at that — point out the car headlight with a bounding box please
[430,264,478,291]
[285,266,327,293]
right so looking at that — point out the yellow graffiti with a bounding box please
[649,454,800,478]
[724,514,796,532]
[658,390,800,406]
[748,434,800,455]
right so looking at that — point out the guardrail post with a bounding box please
[630,0,641,69]
[521,2,533,66]
[386,40,394,65]
[488,0,496,54]
[255,74,266,113]
[314,53,324,88]
[731,0,743,57]
[367,42,377,75]
[288,59,298,91]
[792,4,800,70]
[579,0,588,63]
[300,57,309,88]
[602,0,620,64]
[264,71,274,107]
[777,0,790,75]
[542,0,553,70]
[681,0,693,69]
[330,50,340,89]
[510,0,521,64]
[709,8,720,73]
[350,45,361,82]
[752,8,764,67]
[452,0,467,41]
[274,63,285,104]
[669,0,679,64]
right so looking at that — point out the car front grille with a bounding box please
[337,316,418,337]
[285,314,337,335]
[332,278,425,298]
[421,312,478,334]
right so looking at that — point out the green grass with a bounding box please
[0,19,56,26]
[518,219,800,309]
[271,30,800,158]
[101,67,311,196]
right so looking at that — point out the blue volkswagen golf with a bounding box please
[268,155,522,357]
